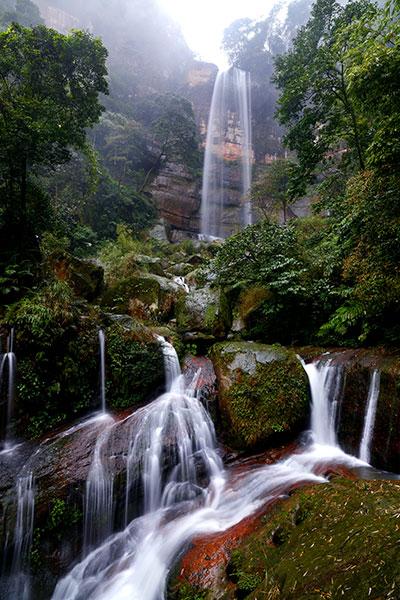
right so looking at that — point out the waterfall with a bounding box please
[0,349,16,450]
[302,359,344,447]
[99,330,106,413]
[6,472,35,600]
[83,415,115,555]
[201,67,252,239]
[53,340,341,600]
[359,369,381,464]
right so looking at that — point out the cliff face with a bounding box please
[152,62,255,239]
[149,162,201,238]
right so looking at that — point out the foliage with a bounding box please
[273,0,374,196]
[82,173,156,239]
[0,22,108,264]
[105,323,164,409]
[214,219,305,295]
[251,158,297,222]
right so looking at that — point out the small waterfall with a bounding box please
[99,330,106,413]
[53,343,369,600]
[83,415,115,555]
[359,369,381,464]
[302,359,344,446]
[0,338,17,450]
[201,67,253,239]
[7,472,35,600]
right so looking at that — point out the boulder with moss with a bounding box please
[52,254,104,300]
[176,287,231,339]
[210,342,309,449]
[102,272,183,322]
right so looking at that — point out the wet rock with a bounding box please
[176,287,231,339]
[210,342,309,450]
[149,162,201,234]
[183,356,218,420]
[330,349,400,473]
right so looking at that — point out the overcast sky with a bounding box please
[158,0,276,68]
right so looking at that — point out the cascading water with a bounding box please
[83,414,115,555]
[302,359,344,446]
[201,67,252,239]
[0,328,17,450]
[5,472,35,600]
[53,342,353,600]
[99,329,106,413]
[359,369,381,464]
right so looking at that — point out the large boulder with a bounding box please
[53,255,104,300]
[176,287,231,339]
[210,342,309,450]
[102,272,184,322]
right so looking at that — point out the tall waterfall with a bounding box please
[201,67,252,239]
[359,369,381,464]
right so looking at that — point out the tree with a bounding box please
[251,159,296,223]
[273,0,374,196]
[0,24,108,251]
[137,93,200,192]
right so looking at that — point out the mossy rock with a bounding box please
[176,287,231,338]
[102,272,183,323]
[210,342,309,450]
[224,478,400,599]
[51,254,104,301]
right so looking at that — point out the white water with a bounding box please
[99,330,106,413]
[201,67,252,238]
[302,359,344,446]
[52,348,370,600]
[83,414,115,555]
[359,369,381,464]
[5,472,35,600]
[0,351,17,449]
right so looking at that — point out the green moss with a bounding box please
[226,478,400,599]
[106,323,164,409]
[210,342,309,449]
[168,583,209,600]
[102,274,160,314]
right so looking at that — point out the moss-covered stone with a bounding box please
[210,342,309,450]
[176,287,231,339]
[51,254,104,301]
[224,478,400,599]
[102,272,183,323]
